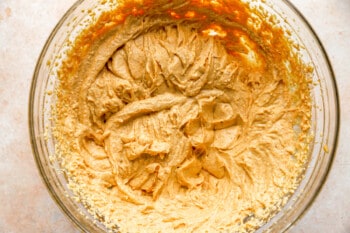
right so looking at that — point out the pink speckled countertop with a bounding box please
[0,0,349,232]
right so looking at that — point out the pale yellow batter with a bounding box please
[54,0,312,232]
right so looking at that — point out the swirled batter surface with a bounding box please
[54,0,312,232]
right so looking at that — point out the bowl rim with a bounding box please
[29,0,88,230]
[280,0,340,230]
[28,0,340,232]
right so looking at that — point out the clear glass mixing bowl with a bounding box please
[29,0,339,232]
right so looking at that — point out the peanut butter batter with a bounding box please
[53,0,312,232]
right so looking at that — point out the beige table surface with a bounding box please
[0,0,349,232]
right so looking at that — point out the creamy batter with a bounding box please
[54,0,312,232]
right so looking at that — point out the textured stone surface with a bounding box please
[0,0,348,232]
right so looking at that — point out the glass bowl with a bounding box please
[29,0,339,232]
